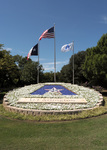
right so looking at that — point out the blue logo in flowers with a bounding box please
[31,85,77,95]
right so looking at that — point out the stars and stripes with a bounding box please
[39,26,55,41]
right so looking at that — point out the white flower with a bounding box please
[6,83,101,110]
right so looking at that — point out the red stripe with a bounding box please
[39,29,54,40]
[42,33,54,38]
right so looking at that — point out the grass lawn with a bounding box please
[0,90,107,150]
[0,112,107,149]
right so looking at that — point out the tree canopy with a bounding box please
[0,48,19,87]
[60,51,87,84]
[0,46,43,87]
[13,55,44,85]
[0,33,107,88]
[82,34,107,87]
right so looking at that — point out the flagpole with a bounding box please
[37,41,39,84]
[73,41,74,84]
[54,23,56,82]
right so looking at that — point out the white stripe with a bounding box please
[27,47,33,59]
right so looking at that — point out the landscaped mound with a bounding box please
[3,83,103,113]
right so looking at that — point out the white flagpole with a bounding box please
[54,23,56,82]
[73,41,74,84]
[37,41,39,84]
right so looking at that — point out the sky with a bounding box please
[0,0,107,72]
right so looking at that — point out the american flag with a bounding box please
[39,26,54,40]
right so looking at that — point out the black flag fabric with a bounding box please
[27,43,38,60]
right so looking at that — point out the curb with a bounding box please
[3,92,104,115]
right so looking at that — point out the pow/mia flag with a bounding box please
[27,43,38,60]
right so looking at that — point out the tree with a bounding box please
[0,44,4,50]
[60,64,71,83]
[69,51,87,84]
[13,55,41,85]
[43,72,54,82]
[20,62,38,84]
[60,51,87,84]
[82,34,107,87]
[13,55,32,70]
[97,33,107,53]
[20,61,44,85]
[56,71,62,82]
[0,48,19,87]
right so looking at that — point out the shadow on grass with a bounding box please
[0,92,6,104]
[0,87,14,104]
[101,90,107,106]
[101,90,107,96]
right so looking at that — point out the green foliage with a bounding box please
[0,46,44,87]
[0,44,4,50]
[82,34,107,87]
[13,55,32,70]
[97,33,107,52]
[70,51,87,84]
[20,62,38,84]
[13,55,44,85]
[0,32,107,87]
[60,64,71,82]
[60,51,87,84]
[43,71,54,82]
[41,71,62,83]
[56,71,62,82]
[0,49,19,87]
[60,33,107,87]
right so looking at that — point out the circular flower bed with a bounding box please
[4,83,103,111]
